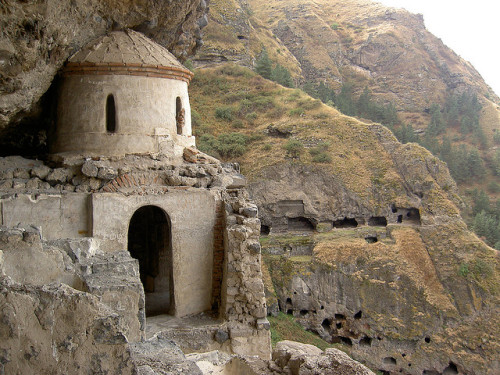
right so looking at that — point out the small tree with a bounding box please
[271,64,294,87]
[283,139,304,159]
[255,48,272,79]
[427,103,445,135]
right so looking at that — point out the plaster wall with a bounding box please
[0,194,90,240]
[91,190,217,317]
[54,74,193,156]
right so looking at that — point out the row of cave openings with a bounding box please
[104,94,185,135]
[283,298,460,375]
[260,207,421,236]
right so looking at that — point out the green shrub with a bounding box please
[287,90,302,101]
[266,106,285,119]
[263,144,272,151]
[198,132,249,159]
[191,109,203,128]
[232,120,244,129]
[289,107,305,117]
[458,263,469,277]
[283,139,304,159]
[255,47,272,79]
[312,153,332,163]
[219,64,253,77]
[184,59,194,71]
[487,181,500,193]
[215,106,234,121]
[217,132,249,157]
[331,23,339,30]
[472,259,494,278]
[245,112,258,123]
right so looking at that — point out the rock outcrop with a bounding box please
[0,276,135,375]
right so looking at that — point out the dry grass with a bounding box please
[190,64,413,205]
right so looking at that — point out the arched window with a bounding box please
[106,94,117,133]
[176,97,184,135]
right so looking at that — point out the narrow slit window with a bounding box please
[106,94,117,133]
[176,97,184,135]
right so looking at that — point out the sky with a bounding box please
[376,0,500,97]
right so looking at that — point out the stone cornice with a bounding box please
[63,62,194,83]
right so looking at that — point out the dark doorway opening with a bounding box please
[106,94,117,133]
[128,206,173,317]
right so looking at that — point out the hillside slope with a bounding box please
[189,63,499,375]
[195,0,500,246]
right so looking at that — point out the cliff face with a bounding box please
[0,0,209,131]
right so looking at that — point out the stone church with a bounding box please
[0,29,270,373]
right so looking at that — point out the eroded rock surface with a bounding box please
[0,277,134,375]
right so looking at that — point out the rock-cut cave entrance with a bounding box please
[128,206,174,317]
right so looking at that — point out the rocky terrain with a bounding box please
[188,63,499,374]
[195,0,500,215]
[196,0,498,108]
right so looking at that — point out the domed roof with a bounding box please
[64,29,193,82]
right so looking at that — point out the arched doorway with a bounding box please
[128,206,174,316]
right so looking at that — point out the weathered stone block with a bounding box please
[82,161,99,177]
[97,166,118,180]
[214,329,229,344]
[31,165,51,179]
[46,168,71,184]
[247,241,261,255]
[239,204,258,218]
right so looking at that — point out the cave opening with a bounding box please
[287,217,315,232]
[383,357,397,365]
[359,336,372,346]
[368,216,387,226]
[339,336,353,346]
[406,208,421,224]
[260,224,271,235]
[128,205,173,317]
[321,318,331,330]
[332,217,358,228]
[443,362,458,375]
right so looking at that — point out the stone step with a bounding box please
[80,250,139,277]
[84,273,143,294]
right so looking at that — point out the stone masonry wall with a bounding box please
[221,188,267,324]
